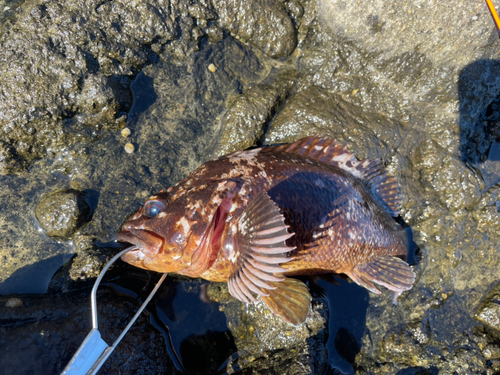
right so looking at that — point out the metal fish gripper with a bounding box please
[61,247,168,375]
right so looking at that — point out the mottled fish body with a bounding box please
[116,136,415,325]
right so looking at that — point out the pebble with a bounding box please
[208,63,217,73]
[121,127,131,137]
[124,143,135,154]
[5,298,23,308]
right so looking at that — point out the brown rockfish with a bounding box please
[116,136,415,325]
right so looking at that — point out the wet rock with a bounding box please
[482,343,500,360]
[68,250,104,281]
[370,322,486,374]
[66,235,120,281]
[34,189,92,240]
[459,60,500,165]
[265,86,403,158]
[205,24,224,44]
[125,36,266,188]
[207,282,328,373]
[283,0,304,19]
[213,0,297,59]
[477,140,500,189]
[3,0,500,372]
[217,69,296,156]
[0,287,178,375]
[75,73,132,130]
[0,0,192,173]
[188,3,217,21]
[4,297,23,308]
[475,282,500,332]
[378,321,430,367]
[413,139,483,210]
[0,0,23,25]
[317,1,500,70]
[0,140,25,175]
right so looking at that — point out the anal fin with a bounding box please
[261,278,312,326]
[226,191,312,325]
[346,255,415,303]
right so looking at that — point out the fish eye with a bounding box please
[143,200,166,218]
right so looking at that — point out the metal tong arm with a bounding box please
[61,248,167,375]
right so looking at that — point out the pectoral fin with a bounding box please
[226,191,312,325]
[346,255,415,303]
[261,278,312,326]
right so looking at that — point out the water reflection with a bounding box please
[107,266,237,374]
[0,254,71,295]
[316,277,369,375]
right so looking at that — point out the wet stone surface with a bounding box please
[34,189,92,240]
[0,282,178,375]
[476,281,500,333]
[213,0,297,59]
[207,281,329,374]
[1,0,500,374]
[217,67,297,156]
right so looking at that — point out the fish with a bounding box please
[116,136,415,325]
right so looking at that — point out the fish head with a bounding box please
[116,179,241,275]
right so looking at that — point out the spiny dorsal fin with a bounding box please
[271,136,403,216]
[346,255,415,303]
[226,191,311,325]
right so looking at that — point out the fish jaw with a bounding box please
[116,227,170,271]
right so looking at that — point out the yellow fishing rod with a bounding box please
[486,0,500,34]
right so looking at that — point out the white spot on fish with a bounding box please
[178,217,191,235]
[315,179,325,188]
[226,243,238,263]
[158,212,167,218]
[315,145,323,150]
[229,148,261,165]
[170,232,185,245]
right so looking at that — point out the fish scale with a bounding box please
[116,136,415,325]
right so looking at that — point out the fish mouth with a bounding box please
[116,228,164,259]
[120,246,147,265]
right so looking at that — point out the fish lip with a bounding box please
[121,247,146,263]
[115,230,136,244]
[115,228,164,256]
